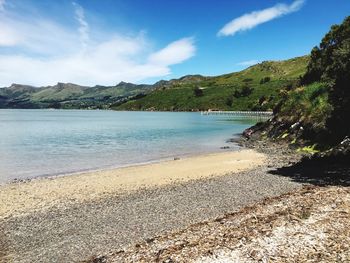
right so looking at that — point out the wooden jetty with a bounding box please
[200,110,273,117]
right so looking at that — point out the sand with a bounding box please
[0,149,265,219]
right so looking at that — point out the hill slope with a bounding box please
[0,82,152,109]
[245,16,350,151]
[114,56,309,111]
[0,56,309,110]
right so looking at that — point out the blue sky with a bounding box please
[0,0,349,86]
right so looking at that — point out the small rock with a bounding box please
[90,255,107,263]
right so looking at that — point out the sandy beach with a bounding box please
[0,148,304,262]
[0,149,264,219]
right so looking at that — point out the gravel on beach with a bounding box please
[0,146,303,263]
[101,186,350,263]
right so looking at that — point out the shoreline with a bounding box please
[0,109,249,186]
[5,146,240,186]
[0,144,305,262]
[0,141,310,262]
[0,149,265,219]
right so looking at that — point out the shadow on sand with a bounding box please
[269,156,350,186]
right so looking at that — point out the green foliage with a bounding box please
[48,102,62,109]
[0,55,310,113]
[297,144,320,154]
[260,76,271,84]
[0,82,152,109]
[115,56,309,111]
[193,87,204,97]
[278,82,331,126]
[281,132,289,139]
[258,95,267,105]
[226,96,233,107]
[303,17,350,85]
[302,16,350,142]
[233,85,254,98]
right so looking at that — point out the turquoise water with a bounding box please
[0,109,258,183]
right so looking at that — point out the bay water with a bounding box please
[0,109,258,183]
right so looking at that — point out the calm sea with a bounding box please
[0,109,258,183]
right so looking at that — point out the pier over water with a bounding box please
[201,110,273,118]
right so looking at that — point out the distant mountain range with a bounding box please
[0,82,152,109]
[0,56,309,110]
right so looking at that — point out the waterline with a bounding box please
[0,109,258,183]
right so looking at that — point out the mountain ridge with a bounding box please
[114,55,309,111]
[0,55,309,110]
[0,82,153,109]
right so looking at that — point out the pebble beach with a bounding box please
[0,148,304,262]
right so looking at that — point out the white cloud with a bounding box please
[148,38,195,65]
[0,15,77,55]
[237,60,260,66]
[0,23,21,46]
[218,0,305,37]
[0,3,196,87]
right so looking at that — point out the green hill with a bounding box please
[0,56,309,111]
[0,82,152,109]
[113,56,309,111]
[247,16,350,150]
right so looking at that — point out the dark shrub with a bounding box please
[194,87,204,97]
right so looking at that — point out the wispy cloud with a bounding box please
[218,0,305,37]
[0,0,5,11]
[72,2,89,50]
[237,60,260,66]
[0,3,196,86]
[0,10,77,54]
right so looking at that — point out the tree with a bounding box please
[240,85,254,97]
[233,89,241,98]
[48,102,61,109]
[259,95,267,105]
[226,96,233,107]
[233,85,254,98]
[193,87,203,97]
[260,76,271,84]
[302,16,350,142]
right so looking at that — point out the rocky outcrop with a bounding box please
[315,137,350,162]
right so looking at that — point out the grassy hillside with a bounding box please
[247,16,350,150]
[114,56,309,111]
[277,82,330,125]
[0,56,309,111]
[0,82,152,109]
